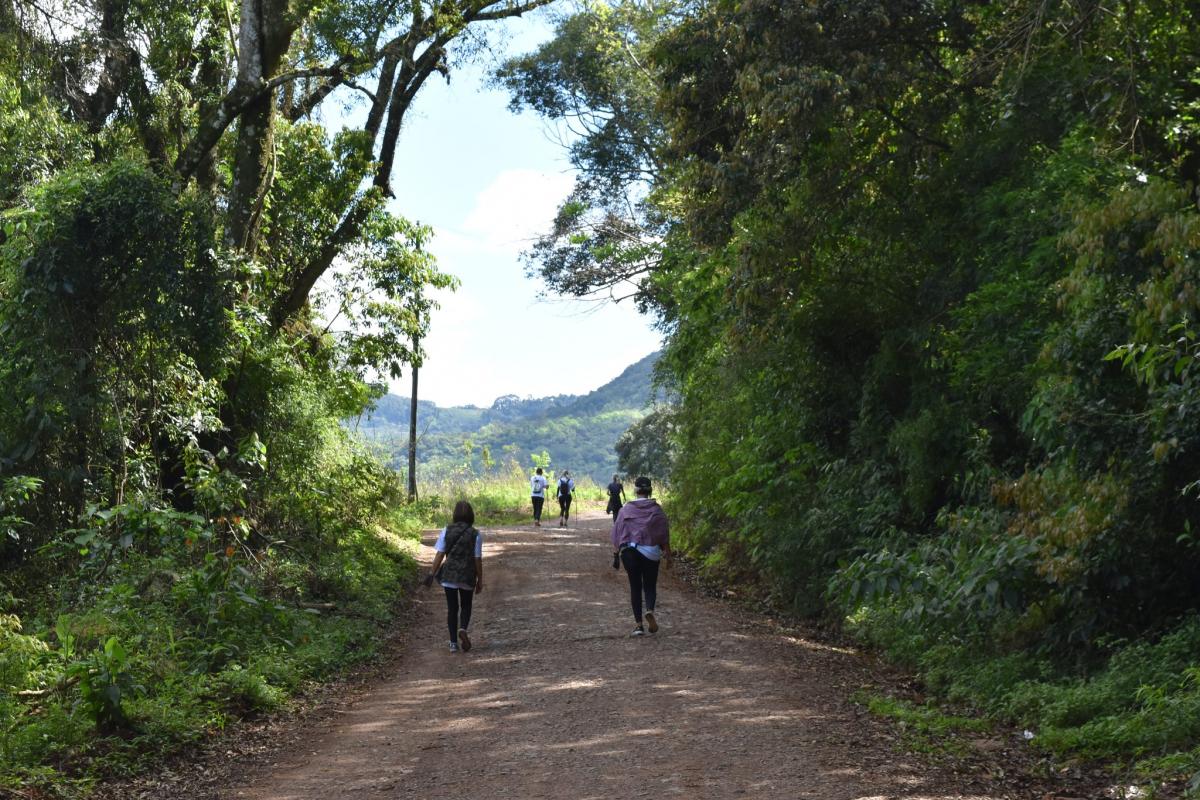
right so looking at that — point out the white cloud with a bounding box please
[417,287,480,385]
[459,168,575,253]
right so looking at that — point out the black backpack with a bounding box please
[440,522,478,586]
[558,477,572,499]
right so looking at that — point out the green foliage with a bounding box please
[0,0,523,794]
[67,636,143,731]
[495,0,675,309]
[507,0,1200,777]
[0,475,41,559]
[530,449,552,471]
[615,407,673,479]
[0,73,86,207]
[0,160,228,551]
[0,612,50,694]
[855,692,990,758]
[0,477,420,792]
[0,154,438,787]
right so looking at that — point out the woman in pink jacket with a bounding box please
[611,476,670,636]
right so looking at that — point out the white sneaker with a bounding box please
[449,641,459,652]
[631,625,645,637]
[645,611,658,634]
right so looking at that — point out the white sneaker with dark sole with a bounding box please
[645,611,658,634]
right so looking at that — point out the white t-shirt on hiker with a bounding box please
[636,543,663,561]
[531,474,548,497]
[435,527,483,590]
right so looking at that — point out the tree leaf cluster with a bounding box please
[503,0,1200,767]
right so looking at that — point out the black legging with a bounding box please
[558,494,572,520]
[620,547,660,623]
[444,587,474,642]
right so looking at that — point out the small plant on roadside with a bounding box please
[855,691,991,758]
[66,636,143,732]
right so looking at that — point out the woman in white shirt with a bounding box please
[427,501,484,652]
[530,467,548,527]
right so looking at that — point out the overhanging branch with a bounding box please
[175,66,346,181]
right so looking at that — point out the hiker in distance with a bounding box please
[611,476,670,636]
[556,469,575,528]
[530,466,549,527]
[606,473,626,524]
[425,500,484,652]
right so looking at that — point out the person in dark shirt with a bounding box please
[556,470,575,528]
[605,474,626,523]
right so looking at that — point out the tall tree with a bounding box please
[0,0,548,527]
[6,0,552,327]
[496,0,679,315]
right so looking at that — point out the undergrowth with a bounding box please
[0,426,437,800]
[0,507,421,799]
[853,692,990,759]
[836,573,1200,796]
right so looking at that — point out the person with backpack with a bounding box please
[611,476,670,637]
[426,500,484,652]
[606,473,626,523]
[556,470,575,528]
[530,467,549,527]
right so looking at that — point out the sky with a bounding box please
[335,11,663,408]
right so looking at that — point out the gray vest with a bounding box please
[441,522,478,587]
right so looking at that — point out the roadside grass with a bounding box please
[852,691,991,759]
[0,505,428,799]
[844,607,1200,797]
[421,472,608,528]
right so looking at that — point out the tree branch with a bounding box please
[268,196,376,328]
[873,104,952,152]
[175,66,346,181]
[265,0,557,329]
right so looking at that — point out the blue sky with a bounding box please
[335,11,663,408]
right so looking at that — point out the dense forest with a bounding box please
[499,0,1200,787]
[354,351,659,482]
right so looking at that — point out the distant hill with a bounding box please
[351,352,660,483]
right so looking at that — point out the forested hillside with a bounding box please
[501,0,1200,788]
[354,351,659,481]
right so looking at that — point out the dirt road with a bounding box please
[220,511,1033,800]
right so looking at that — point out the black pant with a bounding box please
[532,496,544,520]
[444,587,474,642]
[558,495,572,519]
[620,547,660,623]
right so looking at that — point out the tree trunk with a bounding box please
[225,0,299,253]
